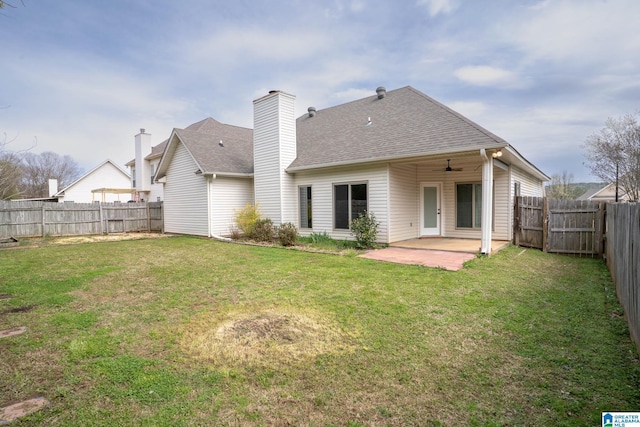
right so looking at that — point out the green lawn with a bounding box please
[0,236,638,426]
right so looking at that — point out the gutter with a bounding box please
[285,146,506,173]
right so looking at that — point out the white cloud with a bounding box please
[2,49,199,171]
[529,0,551,11]
[453,65,526,89]
[417,0,457,17]
[350,0,366,13]
[186,27,334,68]
[510,0,640,65]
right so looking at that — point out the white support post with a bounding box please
[480,149,493,254]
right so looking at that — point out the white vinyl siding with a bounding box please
[512,166,545,197]
[163,142,209,236]
[491,167,510,240]
[504,166,546,241]
[149,160,164,201]
[388,164,419,242]
[59,162,132,203]
[209,177,254,237]
[293,164,389,243]
[253,91,297,225]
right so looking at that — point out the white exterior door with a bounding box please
[420,183,441,236]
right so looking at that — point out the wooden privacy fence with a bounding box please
[0,201,163,239]
[605,203,640,354]
[514,196,605,257]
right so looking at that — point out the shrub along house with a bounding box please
[154,86,549,253]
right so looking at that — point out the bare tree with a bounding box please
[0,133,26,199]
[1,122,39,200]
[583,113,640,202]
[19,151,82,198]
[0,1,25,9]
[546,170,580,200]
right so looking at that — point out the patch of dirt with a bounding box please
[181,307,358,368]
[0,305,37,316]
[6,233,169,249]
[0,294,12,300]
[218,313,312,343]
[51,233,167,245]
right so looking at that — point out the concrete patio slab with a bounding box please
[390,238,510,254]
[359,247,476,271]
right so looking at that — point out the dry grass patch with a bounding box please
[180,306,359,369]
[50,232,167,246]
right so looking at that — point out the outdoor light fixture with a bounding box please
[492,150,503,158]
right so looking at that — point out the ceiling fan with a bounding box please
[434,159,463,172]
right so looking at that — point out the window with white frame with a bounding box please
[299,186,312,229]
[334,182,367,230]
[456,182,482,228]
[150,164,155,185]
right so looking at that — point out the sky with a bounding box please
[2,0,639,182]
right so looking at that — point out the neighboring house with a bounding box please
[155,86,549,253]
[577,183,628,202]
[125,129,167,202]
[54,159,132,203]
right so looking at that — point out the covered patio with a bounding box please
[390,237,510,254]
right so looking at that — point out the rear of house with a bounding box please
[280,86,547,248]
[153,85,548,251]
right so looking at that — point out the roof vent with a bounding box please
[140,128,146,133]
[308,107,316,118]
[376,86,386,99]
[219,140,224,147]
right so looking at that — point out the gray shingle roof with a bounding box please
[145,140,168,160]
[125,140,168,166]
[175,118,253,175]
[289,86,508,170]
[156,87,546,180]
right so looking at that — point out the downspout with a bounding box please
[206,175,212,238]
[386,163,391,244]
[208,174,232,242]
[480,149,493,255]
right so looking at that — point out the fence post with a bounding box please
[146,202,151,232]
[542,197,548,252]
[513,196,519,246]
[598,202,606,256]
[99,203,105,234]
[41,204,46,237]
